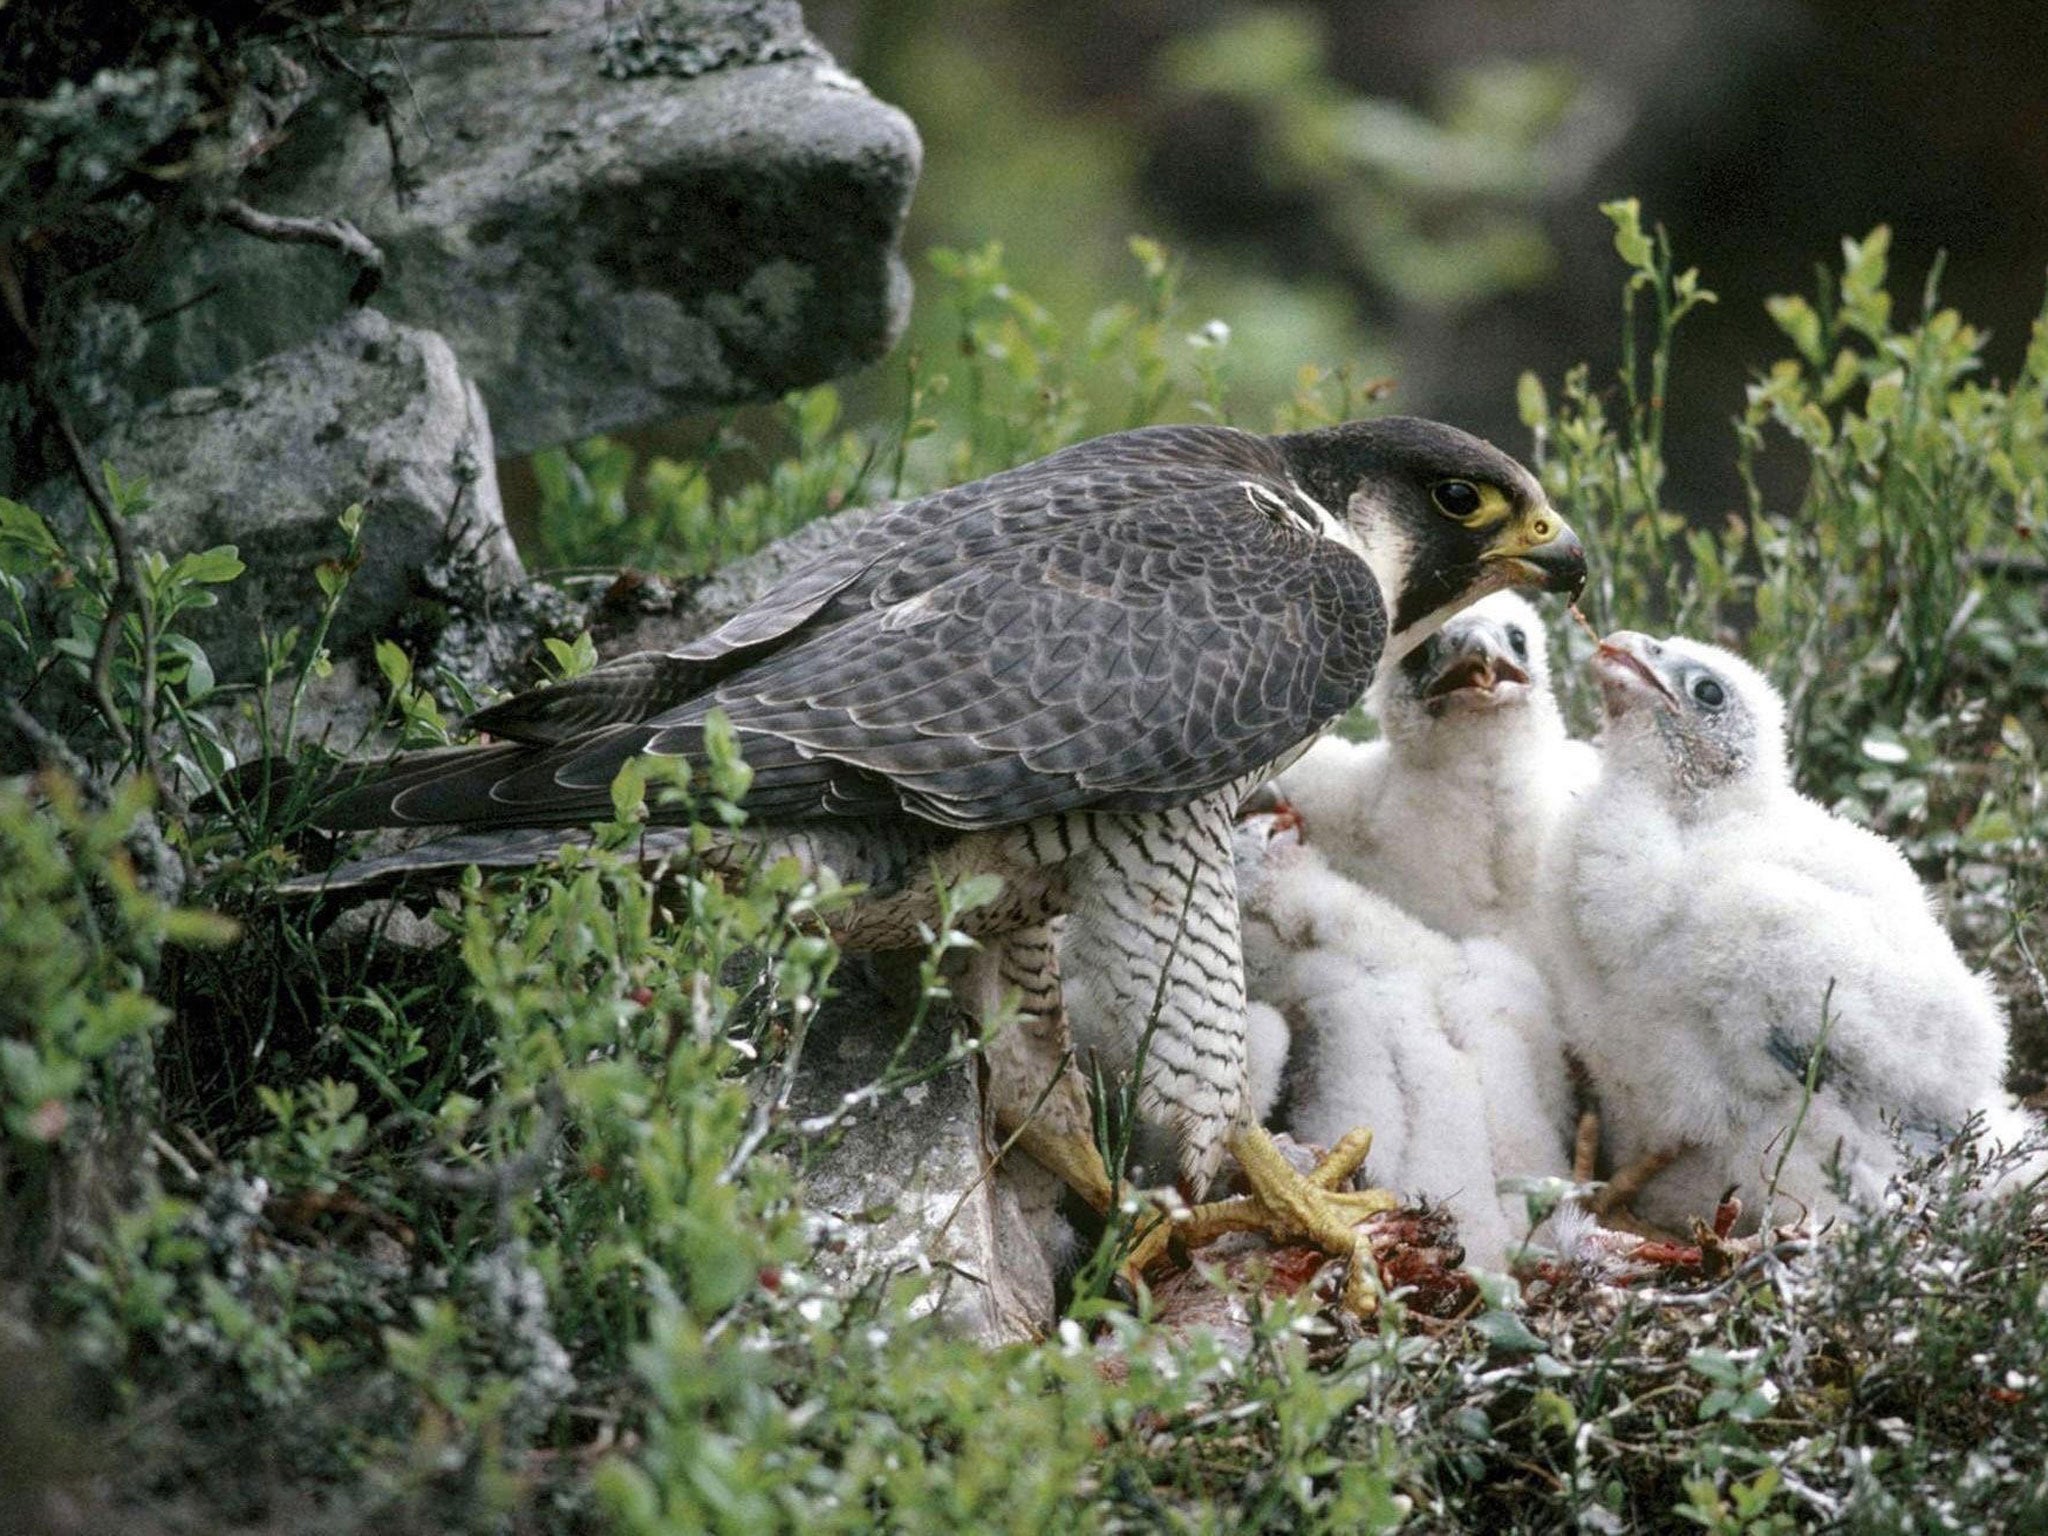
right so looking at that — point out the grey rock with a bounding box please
[589,499,887,655]
[134,0,921,456]
[787,959,1062,1345]
[33,309,521,688]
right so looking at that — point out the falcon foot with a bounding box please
[1125,1125,1399,1315]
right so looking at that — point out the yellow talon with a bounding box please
[1121,1124,1399,1316]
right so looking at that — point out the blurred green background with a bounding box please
[512,0,2048,537]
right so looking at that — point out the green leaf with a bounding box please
[1530,1388,1577,1438]
[948,873,1005,916]
[610,758,648,825]
[161,633,216,702]
[171,545,245,585]
[1128,234,1170,281]
[543,631,600,680]
[0,497,61,560]
[699,709,754,805]
[1470,1309,1547,1354]
[1685,1347,1746,1386]
[162,907,240,946]
[1516,371,1549,430]
[375,641,412,692]
[1600,198,1654,271]
[1841,225,1892,299]
[1451,1405,1493,1441]
[794,385,841,444]
[1765,294,1823,366]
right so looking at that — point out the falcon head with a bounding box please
[1375,591,1556,740]
[1590,632,1788,799]
[1279,416,1584,664]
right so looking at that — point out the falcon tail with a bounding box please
[276,824,708,896]
[303,723,656,831]
[463,652,718,744]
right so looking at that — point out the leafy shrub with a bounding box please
[1523,199,2048,1068]
[2,213,2045,1534]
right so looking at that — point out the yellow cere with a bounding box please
[1484,503,1565,559]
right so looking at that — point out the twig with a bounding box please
[1968,549,2048,581]
[3,698,98,790]
[2011,917,2048,1019]
[1,243,152,770]
[1767,979,1839,1208]
[213,197,385,304]
[416,1082,564,1235]
[342,25,555,41]
[305,30,419,201]
[139,281,224,328]
[933,1044,1078,1244]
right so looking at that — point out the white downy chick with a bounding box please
[1273,590,1598,946]
[1235,812,1577,1270]
[1540,630,2042,1231]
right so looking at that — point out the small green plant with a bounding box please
[0,771,234,1262]
[1521,203,2048,1040]
[1,474,243,781]
[531,386,873,575]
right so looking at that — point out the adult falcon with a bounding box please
[295,417,1584,1288]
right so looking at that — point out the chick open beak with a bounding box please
[1421,650,1530,704]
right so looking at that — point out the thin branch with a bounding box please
[140,281,224,328]
[415,1082,564,1237]
[3,698,97,791]
[1968,548,2048,581]
[1,243,152,769]
[213,197,385,304]
[342,25,554,41]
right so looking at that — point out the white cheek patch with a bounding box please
[1349,512,1415,629]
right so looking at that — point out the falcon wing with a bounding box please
[320,435,1385,832]
[468,424,1293,744]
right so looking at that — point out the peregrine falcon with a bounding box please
[1538,631,2044,1232]
[293,418,1585,1284]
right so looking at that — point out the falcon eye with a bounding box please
[1432,479,1485,520]
[1691,676,1726,709]
[1506,627,1529,658]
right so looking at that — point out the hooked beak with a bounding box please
[1488,521,1586,600]
[1479,498,1587,602]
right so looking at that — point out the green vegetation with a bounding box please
[1525,201,2048,1080]
[3,212,2046,1532]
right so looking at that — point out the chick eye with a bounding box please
[1506,627,1529,659]
[1432,479,1484,520]
[1691,676,1726,709]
